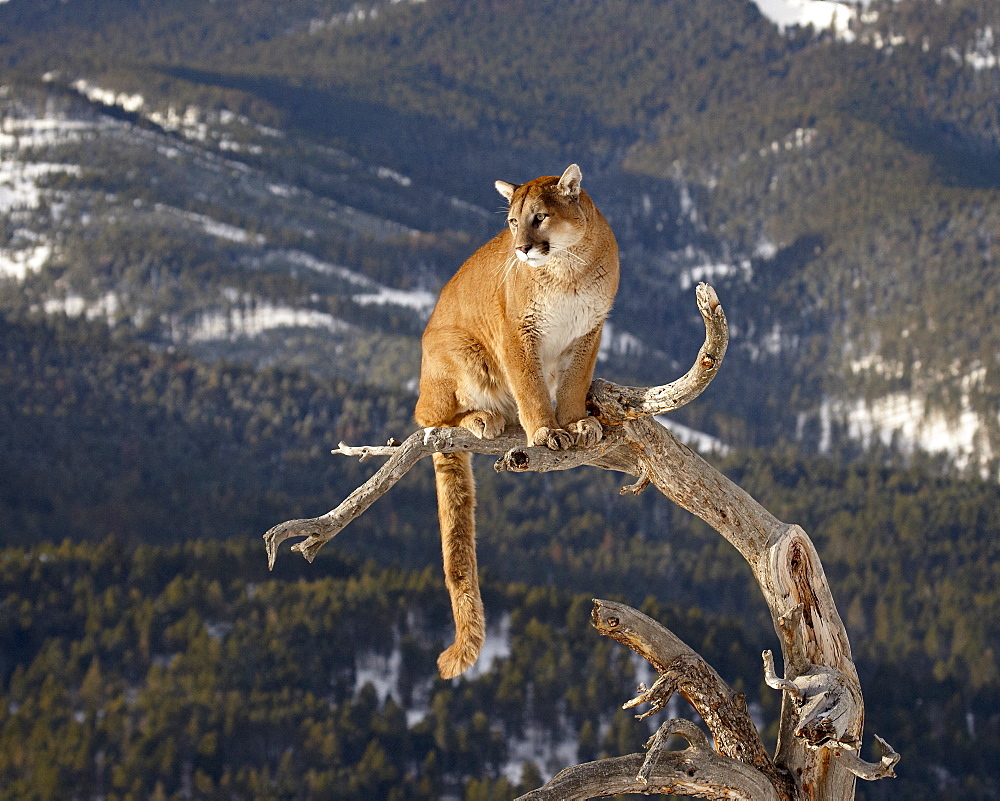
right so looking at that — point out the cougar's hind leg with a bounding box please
[432,450,486,678]
[415,374,459,429]
[453,409,505,439]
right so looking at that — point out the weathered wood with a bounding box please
[592,600,795,801]
[588,282,729,424]
[518,718,782,801]
[613,414,871,800]
[262,283,897,801]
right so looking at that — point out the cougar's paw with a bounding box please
[437,641,480,679]
[460,410,505,440]
[567,417,603,448]
[531,426,575,451]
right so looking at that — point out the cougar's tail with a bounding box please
[432,450,486,678]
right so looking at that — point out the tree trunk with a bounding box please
[263,284,898,800]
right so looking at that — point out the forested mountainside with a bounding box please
[1,0,1000,798]
[2,308,999,799]
[1,0,998,466]
[3,535,996,801]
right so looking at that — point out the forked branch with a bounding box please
[264,282,727,568]
[262,282,897,801]
[591,600,794,801]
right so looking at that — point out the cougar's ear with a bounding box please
[556,164,582,200]
[495,180,517,202]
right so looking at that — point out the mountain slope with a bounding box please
[1,0,998,468]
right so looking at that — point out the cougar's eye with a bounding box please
[534,213,547,223]
[508,217,518,227]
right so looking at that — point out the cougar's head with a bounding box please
[495,164,587,268]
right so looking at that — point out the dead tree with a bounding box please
[264,283,898,801]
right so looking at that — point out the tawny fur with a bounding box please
[415,164,619,678]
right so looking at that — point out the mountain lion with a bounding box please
[415,164,619,677]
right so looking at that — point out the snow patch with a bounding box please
[845,395,992,470]
[263,250,436,315]
[0,160,82,212]
[963,26,999,70]
[754,0,860,41]
[463,613,512,680]
[825,382,996,473]
[265,249,375,286]
[679,255,752,291]
[353,286,437,315]
[308,0,426,33]
[0,116,97,149]
[655,417,731,456]
[0,244,51,280]
[158,205,266,245]
[71,79,145,113]
[354,648,403,705]
[376,166,412,187]
[501,721,580,783]
[41,292,120,321]
[353,613,512,724]
[186,303,351,342]
[597,321,646,363]
[760,127,817,157]
[849,352,906,381]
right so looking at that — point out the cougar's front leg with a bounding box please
[556,325,604,447]
[504,328,574,450]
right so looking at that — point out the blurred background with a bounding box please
[0,0,998,798]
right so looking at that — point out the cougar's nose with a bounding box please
[516,244,531,253]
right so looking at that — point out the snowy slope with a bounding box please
[754,0,861,39]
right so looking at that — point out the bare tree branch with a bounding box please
[263,424,634,569]
[833,736,900,781]
[261,282,898,801]
[518,718,781,801]
[588,282,729,424]
[264,282,729,569]
[592,600,795,801]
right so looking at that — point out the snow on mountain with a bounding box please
[0,87,440,350]
[840,393,995,473]
[753,0,861,40]
[0,112,84,214]
[597,321,648,362]
[70,78,145,113]
[812,360,997,476]
[353,285,437,314]
[0,244,51,281]
[678,254,752,292]
[757,0,1000,70]
[159,205,267,246]
[945,25,1000,71]
[41,291,120,320]
[0,111,89,278]
[656,417,732,457]
[256,250,438,316]
[185,303,353,343]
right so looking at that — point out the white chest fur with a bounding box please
[532,282,609,399]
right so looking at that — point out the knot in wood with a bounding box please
[495,449,531,472]
[508,450,530,470]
